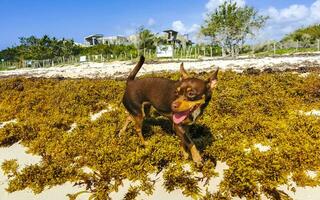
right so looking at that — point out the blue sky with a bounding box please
[0,0,319,50]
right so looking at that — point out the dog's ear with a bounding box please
[207,67,219,89]
[180,63,189,80]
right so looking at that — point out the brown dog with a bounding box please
[121,56,218,163]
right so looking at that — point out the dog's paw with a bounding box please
[192,155,203,165]
[181,150,190,160]
[190,145,203,164]
[141,140,149,146]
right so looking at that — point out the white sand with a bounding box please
[1,143,320,200]
[298,110,320,117]
[67,122,77,133]
[109,161,230,200]
[0,119,17,129]
[254,143,271,152]
[303,110,320,117]
[0,143,90,200]
[90,105,116,121]
[245,143,271,153]
[0,55,319,79]
[0,143,227,200]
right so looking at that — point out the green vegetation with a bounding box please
[0,35,140,65]
[0,35,81,62]
[136,26,156,52]
[245,24,320,57]
[1,70,320,199]
[282,24,320,43]
[201,1,268,57]
[1,24,319,69]
[251,47,318,57]
[80,44,138,58]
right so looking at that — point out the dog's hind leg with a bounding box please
[122,96,147,145]
[132,114,147,145]
[119,113,147,146]
[119,115,132,136]
[142,102,151,118]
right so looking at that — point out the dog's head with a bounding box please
[171,63,218,125]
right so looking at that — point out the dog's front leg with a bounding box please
[174,125,202,164]
[174,124,190,160]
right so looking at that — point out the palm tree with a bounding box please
[137,26,156,53]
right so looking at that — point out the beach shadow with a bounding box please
[188,124,216,164]
[142,116,216,164]
[188,124,214,152]
[142,117,174,137]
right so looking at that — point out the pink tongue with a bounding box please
[173,110,190,124]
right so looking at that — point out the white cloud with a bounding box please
[171,20,202,43]
[189,24,201,33]
[267,5,308,23]
[205,0,245,13]
[202,0,320,42]
[171,20,200,34]
[172,20,187,33]
[147,18,156,26]
[311,0,320,19]
[258,0,320,41]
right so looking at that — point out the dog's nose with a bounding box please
[171,101,181,111]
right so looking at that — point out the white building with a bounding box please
[83,31,192,48]
[84,34,104,46]
[84,34,135,46]
[102,36,130,45]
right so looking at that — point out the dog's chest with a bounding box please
[191,107,201,123]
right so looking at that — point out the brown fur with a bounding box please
[121,55,218,164]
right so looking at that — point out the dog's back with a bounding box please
[123,55,180,115]
[123,77,177,115]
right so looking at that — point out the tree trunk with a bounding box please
[222,47,226,57]
[231,45,234,58]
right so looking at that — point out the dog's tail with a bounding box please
[127,55,145,81]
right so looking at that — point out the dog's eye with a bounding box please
[187,91,196,99]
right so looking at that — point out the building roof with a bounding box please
[84,34,104,40]
[163,30,178,34]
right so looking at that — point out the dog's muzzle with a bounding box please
[171,96,205,124]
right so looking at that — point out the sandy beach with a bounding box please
[0,55,320,79]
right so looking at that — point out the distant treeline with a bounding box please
[0,35,138,62]
[282,24,320,43]
[1,24,320,62]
